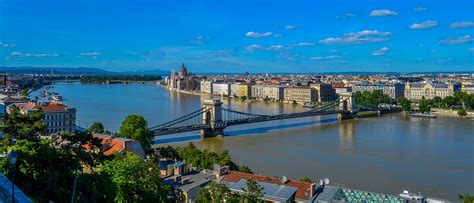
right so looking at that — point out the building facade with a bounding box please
[168,64,200,91]
[462,84,474,94]
[352,83,405,99]
[284,87,317,104]
[16,101,76,134]
[404,82,458,101]
[230,84,251,98]
[251,85,285,100]
[310,83,337,103]
[212,83,231,96]
[200,80,213,94]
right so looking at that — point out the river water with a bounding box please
[33,82,473,200]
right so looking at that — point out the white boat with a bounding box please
[410,113,436,118]
[52,95,63,101]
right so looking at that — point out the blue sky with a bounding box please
[0,0,473,73]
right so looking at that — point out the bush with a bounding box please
[457,109,467,117]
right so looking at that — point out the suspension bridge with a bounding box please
[149,92,399,138]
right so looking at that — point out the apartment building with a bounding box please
[284,87,317,104]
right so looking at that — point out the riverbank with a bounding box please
[431,108,474,118]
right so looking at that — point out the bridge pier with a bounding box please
[200,99,225,138]
[338,111,356,121]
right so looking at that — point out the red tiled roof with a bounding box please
[222,171,314,200]
[331,83,346,88]
[20,102,68,112]
[82,134,125,156]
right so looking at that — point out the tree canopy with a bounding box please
[88,122,105,133]
[1,105,47,144]
[101,152,171,202]
[118,114,154,153]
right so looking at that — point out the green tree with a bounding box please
[443,96,458,108]
[21,89,29,97]
[459,194,474,203]
[242,178,263,202]
[118,114,154,153]
[88,122,105,133]
[300,176,312,183]
[197,182,234,202]
[458,109,467,117]
[431,96,443,107]
[1,106,47,145]
[418,97,431,113]
[238,165,253,174]
[398,97,411,112]
[101,152,171,202]
[0,139,81,202]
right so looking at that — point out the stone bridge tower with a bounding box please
[338,92,356,121]
[201,99,225,138]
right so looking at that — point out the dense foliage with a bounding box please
[398,97,411,111]
[0,110,172,202]
[101,152,171,202]
[154,142,254,174]
[80,75,162,83]
[418,97,432,113]
[196,182,239,202]
[118,115,154,153]
[354,90,394,108]
[1,106,47,144]
[419,92,474,110]
[88,122,105,133]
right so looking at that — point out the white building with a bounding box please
[212,83,230,96]
[15,101,76,134]
[200,80,213,94]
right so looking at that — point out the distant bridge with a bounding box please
[149,92,399,139]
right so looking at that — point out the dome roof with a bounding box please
[179,63,187,75]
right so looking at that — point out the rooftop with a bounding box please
[228,179,297,202]
[222,171,314,200]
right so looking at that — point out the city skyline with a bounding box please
[1,0,473,73]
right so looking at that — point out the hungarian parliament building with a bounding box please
[166,64,201,91]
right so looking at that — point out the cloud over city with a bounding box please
[410,20,438,30]
[319,30,391,45]
[245,32,273,38]
[369,9,398,16]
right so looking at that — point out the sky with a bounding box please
[0,0,473,73]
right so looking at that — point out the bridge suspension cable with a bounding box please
[149,107,207,130]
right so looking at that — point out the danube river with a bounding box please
[34,82,473,200]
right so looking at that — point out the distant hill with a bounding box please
[0,67,115,75]
[120,69,169,75]
[0,67,169,75]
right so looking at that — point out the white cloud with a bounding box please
[80,51,101,59]
[369,9,398,16]
[311,55,341,60]
[328,49,338,53]
[410,20,438,30]
[245,31,272,38]
[468,47,474,52]
[284,25,295,30]
[413,7,427,12]
[11,51,58,57]
[245,44,288,51]
[439,35,473,45]
[0,42,16,47]
[319,30,391,45]
[190,36,207,44]
[372,47,390,56]
[336,13,357,19]
[289,42,316,47]
[449,21,474,29]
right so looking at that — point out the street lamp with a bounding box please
[7,150,18,203]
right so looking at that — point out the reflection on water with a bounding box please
[338,121,355,151]
[33,82,474,200]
